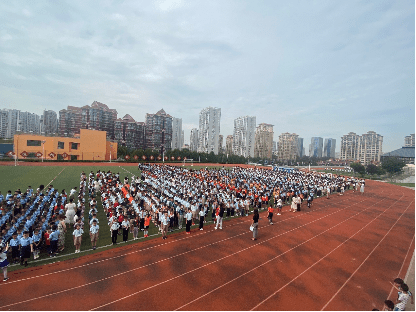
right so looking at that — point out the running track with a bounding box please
[0,180,414,311]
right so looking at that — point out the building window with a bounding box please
[70,155,78,161]
[58,141,64,149]
[28,152,36,158]
[71,142,78,150]
[27,140,41,146]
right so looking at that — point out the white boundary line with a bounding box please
[46,167,66,188]
[0,195,369,309]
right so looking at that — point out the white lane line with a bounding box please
[250,195,408,311]
[2,191,358,285]
[0,195,368,309]
[174,195,389,311]
[320,200,414,311]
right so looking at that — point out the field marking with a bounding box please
[0,195,368,309]
[320,199,414,311]
[46,167,66,188]
[250,194,409,311]
[174,194,392,311]
[2,189,357,285]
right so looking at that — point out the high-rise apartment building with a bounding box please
[218,135,224,154]
[277,132,299,161]
[190,128,199,152]
[171,118,183,151]
[145,109,173,153]
[297,138,304,158]
[254,123,274,159]
[226,135,233,155]
[340,132,361,161]
[81,101,117,140]
[59,101,117,139]
[340,131,383,164]
[405,134,415,147]
[0,109,42,139]
[59,106,83,137]
[233,116,256,158]
[114,114,145,150]
[40,110,58,135]
[309,137,323,158]
[198,107,221,155]
[324,138,336,158]
[359,131,383,164]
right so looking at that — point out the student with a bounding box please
[110,217,120,245]
[131,216,139,240]
[395,283,413,310]
[44,227,51,256]
[121,217,130,242]
[73,223,83,253]
[32,229,42,259]
[19,231,33,267]
[161,211,169,240]
[199,207,205,231]
[276,198,282,215]
[185,208,192,234]
[0,243,10,281]
[383,300,394,311]
[251,208,259,241]
[49,225,60,257]
[267,205,274,225]
[144,214,151,238]
[9,233,20,264]
[214,204,224,230]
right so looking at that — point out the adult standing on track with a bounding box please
[251,208,259,240]
[214,203,224,230]
[360,181,365,194]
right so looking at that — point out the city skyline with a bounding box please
[0,1,414,154]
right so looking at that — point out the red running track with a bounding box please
[0,180,414,311]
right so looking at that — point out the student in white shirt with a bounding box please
[89,220,99,250]
[73,224,84,253]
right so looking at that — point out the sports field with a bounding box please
[0,162,414,310]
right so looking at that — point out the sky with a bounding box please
[0,0,414,155]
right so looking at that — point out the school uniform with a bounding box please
[49,230,60,255]
[9,238,20,260]
[199,209,205,230]
[185,212,192,233]
[121,220,130,242]
[19,236,33,260]
[0,249,9,269]
[110,221,120,244]
[32,232,42,254]
[73,228,84,246]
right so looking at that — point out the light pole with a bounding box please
[42,140,46,162]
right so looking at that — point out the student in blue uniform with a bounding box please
[19,231,33,266]
[9,233,20,264]
[49,225,60,257]
[32,229,42,259]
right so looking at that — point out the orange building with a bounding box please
[13,129,117,161]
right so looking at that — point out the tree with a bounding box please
[350,162,366,176]
[381,157,406,175]
[366,164,380,175]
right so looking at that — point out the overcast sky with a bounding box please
[0,0,414,154]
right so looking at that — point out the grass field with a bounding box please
[0,164,261,271]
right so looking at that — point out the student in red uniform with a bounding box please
[267,205,274,225]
